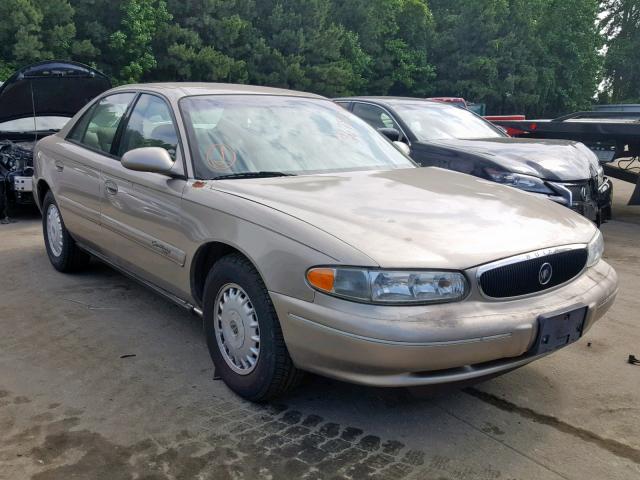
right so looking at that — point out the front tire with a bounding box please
[42,191,91,272]
[203,253,303,401]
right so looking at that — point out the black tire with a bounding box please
[203,253,303,401]
[42,191,91,272]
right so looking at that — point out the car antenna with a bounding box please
[29,78,37,143]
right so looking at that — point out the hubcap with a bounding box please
[46,204,64,257]
[214,283,260,375]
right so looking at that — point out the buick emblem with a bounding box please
[539,262,553,285]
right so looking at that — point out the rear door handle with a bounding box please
[105,180,118,195]
[54,161,64,172]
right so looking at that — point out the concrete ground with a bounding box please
[0,179,638,480]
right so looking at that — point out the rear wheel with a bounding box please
[203,253,303,401]
[42,191,91,272]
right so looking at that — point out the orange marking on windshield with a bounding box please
[205,144,237,171]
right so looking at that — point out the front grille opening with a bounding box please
[479,248,588,298]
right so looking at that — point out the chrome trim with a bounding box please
[100,214,187,266]
[475,243,589,301]
[548,181,573,206]
[598,180,610,193]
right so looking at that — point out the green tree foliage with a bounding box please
[333,0,435,95]
[0,0,44,66]
[0,1,632,116]
[600,0,640,103]
[251,0,370,95]
[109,0,172,83]
[71,0,121,66]
[35,0,77,59]
[429,0,603,116]
[428,0,508,107]
[531,0,603,115]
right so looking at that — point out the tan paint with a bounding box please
[33,83,618,387]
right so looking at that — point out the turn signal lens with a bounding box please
[306,268,335,292]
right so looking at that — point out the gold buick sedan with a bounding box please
[32,83,618,401]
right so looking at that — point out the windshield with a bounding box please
[394,103,505,142]
[180,95,414,179]
[0,116,69,132]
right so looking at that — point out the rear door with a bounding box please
[98,93,190,298]
[59,92,136,246]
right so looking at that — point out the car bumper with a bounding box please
[271,260,618,387]
[547,178,613,223]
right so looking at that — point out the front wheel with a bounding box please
[203,253,303,401]
[42,191,91,272]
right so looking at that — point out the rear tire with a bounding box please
[203,253,303,401]
[42,191,91,272]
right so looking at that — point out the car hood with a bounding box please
[0,60,111,126]
[209,167,597,269]
[429,137,600,181]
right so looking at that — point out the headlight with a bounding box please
[306,267,468,304]
[485,169,555,195]
[587,229,604,267]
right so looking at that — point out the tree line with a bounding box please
[0,0,638,116]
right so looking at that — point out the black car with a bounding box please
[0,60,111,220]
[337,97,613,224]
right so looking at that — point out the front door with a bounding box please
[98,93,190,298]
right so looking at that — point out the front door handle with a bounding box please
[105,180,118,195]
[54,161,64,172]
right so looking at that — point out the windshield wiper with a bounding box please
[212,171,295,180]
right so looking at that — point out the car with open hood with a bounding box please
[33,83,618,401]
[336,97,613,224]
[0,60,111,220]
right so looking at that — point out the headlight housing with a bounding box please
[485,168,555,195]
[586,229,604,267]
[306,267,468,304]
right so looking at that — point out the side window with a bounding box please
[380,112,395,129]
[353,103,402,133]
[68,93,136,154]
[118,94,178,159]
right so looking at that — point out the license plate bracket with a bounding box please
[532,307,587,355]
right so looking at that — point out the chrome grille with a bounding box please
[551,178,599,206]
[478,247,588,298]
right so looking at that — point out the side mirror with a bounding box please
[121,147,174,175]
[393,141,411,156]
[377,127,401,142]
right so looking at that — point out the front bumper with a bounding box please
[271,260,618,387]
[548,178,613,223]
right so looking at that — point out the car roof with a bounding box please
[335,96,451,109]
[108,82,326,102]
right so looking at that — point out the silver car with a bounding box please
[33,83,618,401]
